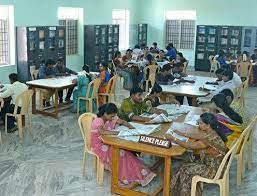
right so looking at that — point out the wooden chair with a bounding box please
[5,90,34,141]
[235,115,257,185]
[78,113,104,185]
[191,139,240,196]
[77,77,101,116]
[98,75,118,104]
[236,61,252,80]
[183,60,189,74]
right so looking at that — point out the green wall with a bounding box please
[0,0,140,82]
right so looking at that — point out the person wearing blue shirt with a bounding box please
[38,59,56,79]
[216,50,227,68]
[165,43,177,60]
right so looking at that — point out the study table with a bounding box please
[102,105,203,196]
[161,76,217,106]
[26,76,76,119]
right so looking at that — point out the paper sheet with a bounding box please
[140,113,172,124]
[157,104,190,116]
[184,115,200,127]
[116,122,161,142]
[166,128,189,142]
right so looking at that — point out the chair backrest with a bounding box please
[144,65,159,80]
[14,89,34,115]
[213,138,240,180]
[183,60,189,74]
[31,70,39,80]
[237,115,257,155]
[112,60,117,74]
[106,75,118,94]
[78,113,97,151]
[86,77,101,99]
[145,79,154,93]
[236,62,252,78]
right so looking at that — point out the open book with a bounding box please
[157,104,190,116]
[116,122,161,142]
[184,115,200,127]
[166,128,189,145]
[140,113,173,124]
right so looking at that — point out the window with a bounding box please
[0,5,14,66]
[165,10,196,50]
[58,7,80,55]
[112,9,130,50]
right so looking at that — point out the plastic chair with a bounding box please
[98,75,118,104]
[5,90,34,141]
[78,113,104,185]
[236,79,249,107]
[183,60,189,74]
[246,115,257,171]
[236,61,252,80]
[235,115,257,185]
[77,77,101,116]
[209,56,220,76]
[191,138,241,196]
[145,79,155,93]
[31,69,39,80]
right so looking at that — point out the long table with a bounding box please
[102,105,203,196]
[26,76,76,119]
[161,76,217,106]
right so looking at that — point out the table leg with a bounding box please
[192,97,197,106]
[111,147,119,193]
[54,89,59,119]
[32,87,36,114]
[163,157,171,196]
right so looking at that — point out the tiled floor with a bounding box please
[0,73,257,196]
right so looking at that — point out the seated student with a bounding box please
[156,50,168,62]
[91,103,156,186]
[150,42,160,53]
[38,59,56,79]
[0,73,28,132]
[251,49,257,86]
[211,93,243,148]
[119,86,167,122]
[165,43,177,60]
[175,52,187,64]
[113,51,124,70]
[166,113,228,196]
[55,58,77,103]
[206,68,225,85]
[219,89,249,129]
[215,50,227,68]
[156,64,175,85]
[122,49,133,63]
[71,65,92,113]
[172,62,187,78]
[144,83,180,107]
[98,63,111,106]
[133,44,143,56]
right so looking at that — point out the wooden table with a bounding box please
[26,76,76,119]
[161,76,217,106]
[102,106,202,196]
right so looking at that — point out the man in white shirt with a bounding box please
[232,72,242,88]
[0,73,28,132]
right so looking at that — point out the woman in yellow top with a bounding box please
[211,93,243,148]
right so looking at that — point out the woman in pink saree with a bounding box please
[91,103,156,186]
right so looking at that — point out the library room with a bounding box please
[0,0,256,195]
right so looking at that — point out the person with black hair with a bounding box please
[122,49,133,63]
[175,52,187,64]
[211,93,244,147]
[221,68,242,89]
[156,64,175,85]
[150,42,160,53]
[71,65,92,113]
[166,112,228,196]
[205,68,225,85]
[119,86,167,122]
[144,83,180,107]
[133,44,143,56]
[38,59,56,79]
[98,62,111,106]
[55,59,77,103]
[91,103,156,186]
[0,73,28,132]
[215,49,227,68]
[166,43,177,60]
[173,62,187,78]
